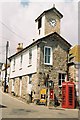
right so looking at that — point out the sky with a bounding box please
[0,0,79,63]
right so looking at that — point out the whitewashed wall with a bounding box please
[10,45,37,78]
[1,64,10,84]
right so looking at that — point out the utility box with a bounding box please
[50,89,54,100]
[40,88,46,104]
[62,82,75,109]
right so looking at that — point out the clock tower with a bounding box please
[35,5,63,39]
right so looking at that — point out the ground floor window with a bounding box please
[58,73,65,87]
[12,78,15,92]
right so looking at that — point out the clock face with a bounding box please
[49,19,56,27]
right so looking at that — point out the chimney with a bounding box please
[53,4,55,8]
[33,39,35,42]
[17,43,23,52]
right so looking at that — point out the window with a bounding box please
[12,78,15,92]
[19,76,22,80]
[20,55,23,68]
[44,46,52,65]
[39,29,41,35]
[29,49,32,65]
[29,74,32,84]
[58,73,65,87]
[13,58,15,71]
[38,18,42,29]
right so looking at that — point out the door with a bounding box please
[12,79,15,92]
[20,77,22,96]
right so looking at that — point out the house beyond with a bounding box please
[8,6,71,103]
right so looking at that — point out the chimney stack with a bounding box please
[17,43,23,52]
[33,39,35,42]
[53,4,55,8]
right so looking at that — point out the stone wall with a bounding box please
[21,76,27,100]
[9,73,39,102]
[45,11,60,35]
[14,78,20,96]
[9,79,12,93]
[37,36,68,99]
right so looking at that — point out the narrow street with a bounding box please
[0,87,79,119]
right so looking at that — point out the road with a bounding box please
[0,87,79,119]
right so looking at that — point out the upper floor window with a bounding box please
[13,58,15,71]
[29,49,32,65]
[29,74,32,84]
[38,17,42,29]
[44,46,52,65]
[58,73,65,87]
[20,54,23,68]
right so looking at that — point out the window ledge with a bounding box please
[44,63,53,66]
[19,68,22,70]
[28,64,32,67]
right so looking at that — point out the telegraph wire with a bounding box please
[0,20,26,41]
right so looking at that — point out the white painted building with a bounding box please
[10,45,37,78]
[1,64,10,86]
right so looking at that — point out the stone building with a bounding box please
[68,45,80,102]
[8,6,71,103]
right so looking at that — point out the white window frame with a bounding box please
[20,54,23,69]
[13,58,15,71]
[58,73,66,87]
[44,46,52,65]
[29,49,32,65]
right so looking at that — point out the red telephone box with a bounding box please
[62,82,75,109]
[50,89,54,100]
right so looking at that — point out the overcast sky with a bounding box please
[0,0,79,63]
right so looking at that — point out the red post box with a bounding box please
[50,89,54,100]
[62,82,75,109]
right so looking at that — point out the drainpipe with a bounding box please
[67,49,69,81]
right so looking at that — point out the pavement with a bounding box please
[0,86,79,119]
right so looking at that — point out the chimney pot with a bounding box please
[53,4,55,8]
[17,43,23,52]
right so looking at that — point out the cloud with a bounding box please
[20,0,29,7]
[0,0,78,62]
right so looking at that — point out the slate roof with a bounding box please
[8,32,71,60]
[35,6,63,22]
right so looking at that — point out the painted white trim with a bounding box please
[44,46,52,65]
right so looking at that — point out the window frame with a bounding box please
[38,17,42,29]
[29,49,32,65]
[20,54,23,69]
[44,46,52,65]
[29,74,32,84]
[58,73,66,87]
[13,58,15,71]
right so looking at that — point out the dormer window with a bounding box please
[38,17,42,29]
